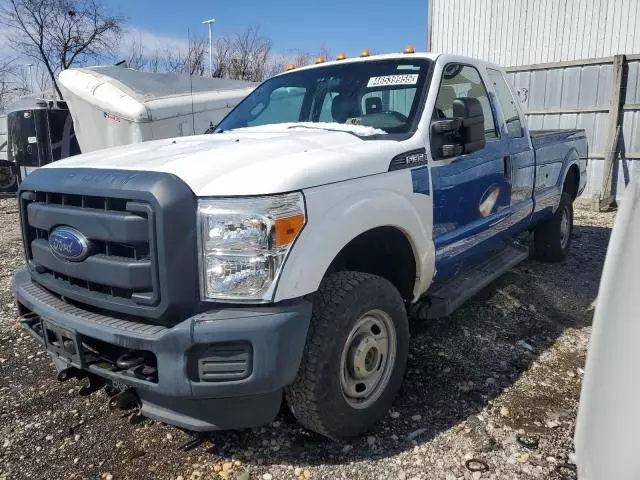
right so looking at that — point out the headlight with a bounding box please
[197,192,306,301]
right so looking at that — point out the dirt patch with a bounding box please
[0,197,616,480]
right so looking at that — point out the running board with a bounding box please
[427,244,529,319]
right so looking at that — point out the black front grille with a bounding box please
[21,191,160,309]
[19,168,199,324]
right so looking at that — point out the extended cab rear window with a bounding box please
[215,59,432,135]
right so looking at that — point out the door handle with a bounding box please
[503,155,511,181]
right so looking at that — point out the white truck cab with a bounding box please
[13,51,587,438]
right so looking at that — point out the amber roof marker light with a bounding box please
[359,49,371,57]
[404,45,416,54]
[315,56,326,64]
[336,53,347,60]
[286,63,296,71]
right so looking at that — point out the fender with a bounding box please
[533,147,582,224]
[560,148,588,199]
[274,171,436,303]
[555,148,582,211]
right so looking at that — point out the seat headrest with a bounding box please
[331,94,356,123]
[435,85,458,117]
[365,97,382,114]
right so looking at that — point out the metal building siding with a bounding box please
[429,0,640,66]
[506,57,640,200]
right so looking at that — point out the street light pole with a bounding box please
[25,64,33,93]
[202,18,216,77]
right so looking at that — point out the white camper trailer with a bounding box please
[59,66,256,153]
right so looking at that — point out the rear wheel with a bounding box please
[534,191,573,262]
[285,271,409,439]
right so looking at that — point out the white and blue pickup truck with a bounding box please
[13,51,587,439]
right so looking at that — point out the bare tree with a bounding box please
[211,26,272,82]
[0,0,123,99]
[316,45,332,62]
[0,59,17,113]
[153,37,207,76]
[0,58,35,112]
[13,63,32,93]
[184,36,206,76]
[34,63,54,94]
[147,49,162,73]
[161,47,183,73]
[293,52,312,68]
[262,54,289,80]
[212,35,234,78]
[232,26,271,81]
[127,38,145,71]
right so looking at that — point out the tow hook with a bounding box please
[107,388,139,412]
[127,409,145,425]
[78,374,106,396]
[116,351,147,370]
[57,367,84,382]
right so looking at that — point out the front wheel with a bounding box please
[285,271,409,439]
[534,191,573,262]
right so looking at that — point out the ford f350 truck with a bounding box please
[13,51,587,439]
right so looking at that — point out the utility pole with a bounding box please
[25,64,33,93]
[202,18,216,77]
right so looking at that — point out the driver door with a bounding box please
[429,63,512,280]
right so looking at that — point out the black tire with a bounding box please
[0,167,17,193]
[285,271,409,439]
[534,191,573,262]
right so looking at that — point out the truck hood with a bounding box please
[45,124,407,196]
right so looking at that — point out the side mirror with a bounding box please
[453,97,486,153]
[430,118,463,159]
[430,97,486,159]
[431,118,462,134]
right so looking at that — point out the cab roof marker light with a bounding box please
[360,49,371,57]
[404,45,416,54]
[315,56,326,64]
[286,63,296,71]
[336,53,347,60]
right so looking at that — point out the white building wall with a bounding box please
[429,0,640,67]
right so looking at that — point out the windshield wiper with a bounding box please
[286,124,379,138]
[287,124,357,136]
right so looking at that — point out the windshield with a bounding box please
[215,59,432,135]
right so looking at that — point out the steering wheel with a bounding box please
[381,110,409,122]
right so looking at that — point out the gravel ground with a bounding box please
[0,196,616,480]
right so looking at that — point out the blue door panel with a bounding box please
[430,141,511,279]
[504,134,535,235]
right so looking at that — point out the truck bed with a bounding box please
[530,129,587,150]
[529,127,588,225]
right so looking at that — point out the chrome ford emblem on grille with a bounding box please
[48,227,90,262]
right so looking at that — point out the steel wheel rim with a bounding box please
[560,205,570,249]
[340,309,397,409]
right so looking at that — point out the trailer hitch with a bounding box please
[108,388,139,412]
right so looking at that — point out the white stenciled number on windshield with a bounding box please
[367,74,419,87]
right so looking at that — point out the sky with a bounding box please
[110,0,429,59]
